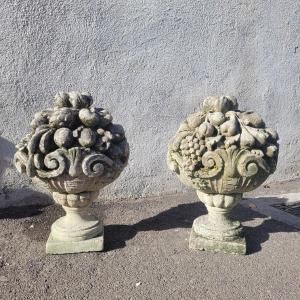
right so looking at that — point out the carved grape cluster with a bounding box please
[179,135,206,171]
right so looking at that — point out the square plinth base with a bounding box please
[189,228,246,255]
[46,233,104,255]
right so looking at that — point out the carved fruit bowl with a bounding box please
[167,96,279,254]
[14,92,129,254]
[168,96,278,198]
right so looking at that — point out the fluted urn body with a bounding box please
[14,92,129,254]
[167,96,279,254]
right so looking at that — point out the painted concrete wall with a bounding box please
[0,1,299,206]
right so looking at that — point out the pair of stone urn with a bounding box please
[14,92,279,255]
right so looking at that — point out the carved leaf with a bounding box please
[39,129,56,154]
[27,128,48,154]
[14,151,28,174]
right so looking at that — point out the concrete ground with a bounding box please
[0,182,300,299]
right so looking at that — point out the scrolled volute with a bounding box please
[198,151,224,179]
[36,150,67,179]
[82,153,114,178]
[236,149,270,178]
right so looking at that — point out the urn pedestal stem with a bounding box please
[189,192,246,255]
[46,193,104,254]
[14,91,129,254]
[167,95,279,255]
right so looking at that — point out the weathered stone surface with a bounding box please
[14,91,129,254]
[167,95,279,255]
[189,228,246,255]
[46,233,104,255]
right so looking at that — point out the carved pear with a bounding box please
[198,122,215,137]
[245,126,268,146]
[238,111,265,128]
[240,127,256,148]
[219,114,240,137]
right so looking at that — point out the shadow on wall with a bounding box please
[0,136,15,183]
[0,136,52,208]
[0,136,15,203]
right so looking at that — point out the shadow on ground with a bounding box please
[0,204,47,219]
[0,189,54,242]
[1,194,298,255]
[105,197,299,255]
[0,189,52,216]
[235,197,299,254]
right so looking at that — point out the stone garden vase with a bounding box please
[14,92,129,254]
[167,96,279,254]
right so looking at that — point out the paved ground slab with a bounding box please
[0,191,300,299]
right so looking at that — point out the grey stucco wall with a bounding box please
[0,0,299,206]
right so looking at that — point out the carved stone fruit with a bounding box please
[14,91,129,255]
[238,111,265,128]
[54,128,74,148]
[78,128,97,147]
[49,108,78,128]
[198,122,215,137]
[167,95,279,255]
[219,113,240,137]
[79,108,101,127]
[207,112,226,126]
[202,96,238,113]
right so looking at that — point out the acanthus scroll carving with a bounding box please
[14,91,129,198]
